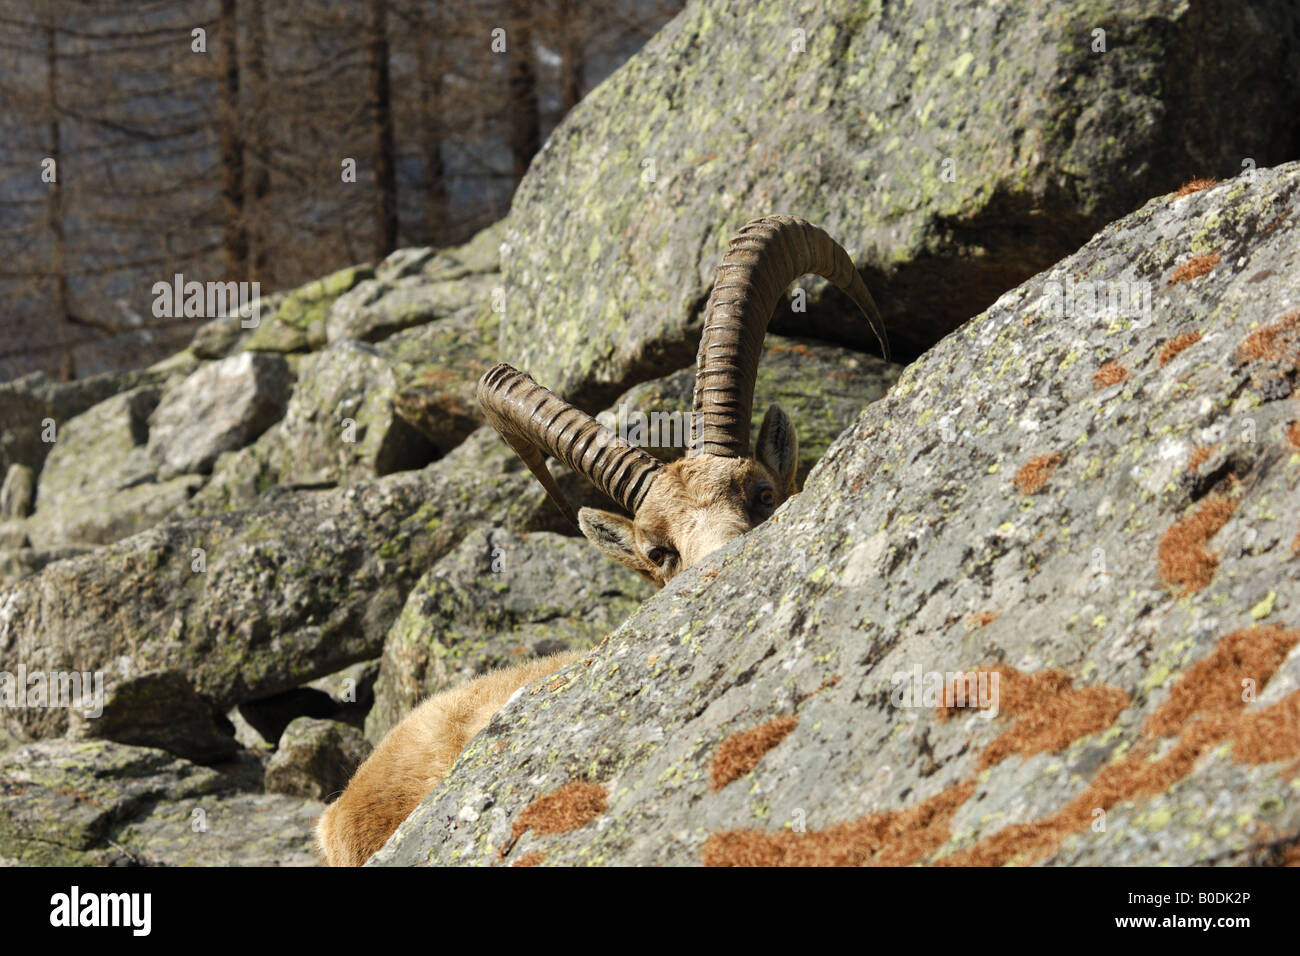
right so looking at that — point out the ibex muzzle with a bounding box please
[479,216,890,587]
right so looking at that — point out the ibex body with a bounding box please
[315,216,889,864]
[315,649,583,866]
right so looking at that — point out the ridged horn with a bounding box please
[477,363,664,525]
[689,215,890,458]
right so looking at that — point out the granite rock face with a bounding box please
[147,352,292,478]
[0,740,321,866]
[374,163,1300,867]
[498,0,1300,408]
[366,527,654,742]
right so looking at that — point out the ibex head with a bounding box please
[478,216,889,587]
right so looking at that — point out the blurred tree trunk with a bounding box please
[508,0,539,183]
[417,18,447,247]
[44,25,75,379]
[218,0,248,278]
[367,0,397,257]
[557,0,584,112]
[245,0,270,281]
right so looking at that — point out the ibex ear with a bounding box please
[578,507,653,578]
[756,403,798,494]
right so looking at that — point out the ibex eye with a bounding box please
[759,488,776,506]
[646,547,667,566]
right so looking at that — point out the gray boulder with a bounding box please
[24,384,202,548]
[0,421,566,753]
[498,0,1300,408]
[184,341,434,516]
[0,351,198,480]
[0,740,320,866]
[147,351,291,478]
[265,717,371,800]
[326,272,497,345]
[375,162,1300,867]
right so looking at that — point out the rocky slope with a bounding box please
[1,0,1299,866]
[377,164,1300,866]
[501,0,1300,407]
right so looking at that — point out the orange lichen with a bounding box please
[510,781,607,841]
[1174,178,1218,198]
[1231,689,1300,764]
[1013,453,1061,494]
[1236,307,1300,365]
[1093,361,1129,389]
[967,611,999,629]
[512,852,547,867]
[937,626,1300,867]
[706,664,1129,867]
[1169,253,1221,285]
[1156,495,1237,595]
[710,716,798,791]
[1288,422,1300,452]
[798,675,842,702]
[767,343,815,358]
[1142,627,1299,738]
[1159,331,1202,365]
[702,781,975,867]
[1187,445,1215,472]
[937,667,1129,770]
[704,621,1300,869]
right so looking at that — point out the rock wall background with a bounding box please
[1,0,1299,866]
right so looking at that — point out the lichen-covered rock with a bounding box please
[29,475,204,551]
[374,162,1300,867]
[366,527,654,741]
[147,352,292,478]
[0,465,34,519]
[0,351,198,479]
[242,265,374,353]
[183,341,434,516]
[62,669,239,763]
[23,384,202,548]
[379,304,500,453]
[0,545,91,588]
[499,0,1300,407]
[265,717,371,800]
[191,292,285,359]
[0,420,574,752]
[0,740,320,866]
[326,272,498,345]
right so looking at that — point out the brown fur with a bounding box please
[315,649,584,866]
[578,405,799,587]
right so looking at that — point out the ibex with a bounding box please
[315,216,889,865]
[478,215,890,586]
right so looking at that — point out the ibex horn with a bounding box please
[477,363,664,525]
[690,215,890,459]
